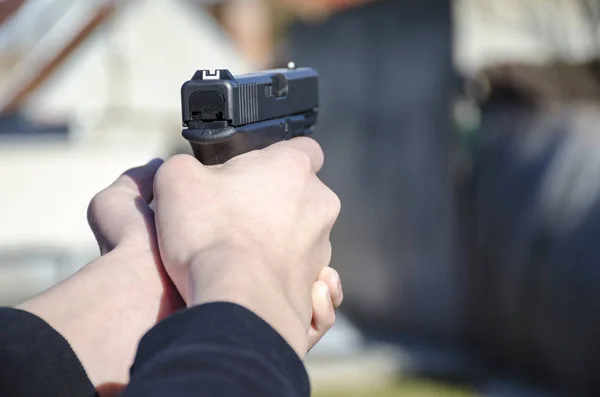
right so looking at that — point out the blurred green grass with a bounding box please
[314,379,477,397]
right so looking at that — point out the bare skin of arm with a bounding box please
[19,139,342,395]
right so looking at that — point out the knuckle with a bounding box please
[322,242,333,266]
[87,189,110,219]
[290,149,313,172]
[86,188,121,230]
[278,147,312,175]
[164,154,199,172]
[323,311,336,330]
[155,154,198,185]
[87,172,139,223]
[266,147,313,190]
[325,188,342,222]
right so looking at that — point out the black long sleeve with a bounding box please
[123,302,310,397]
[0,303,309,397]
[0,308,96,397]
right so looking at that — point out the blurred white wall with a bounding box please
[0,0,250,305]
[27,0,250,128]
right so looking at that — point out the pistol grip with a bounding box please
[184,112,316,165]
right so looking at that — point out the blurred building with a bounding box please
[0,0,249,304]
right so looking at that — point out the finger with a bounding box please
[317,267,343,309]
[88,159,163,251]
[308,281,336,350]
[112,158,164,204]
[272,137,325,173]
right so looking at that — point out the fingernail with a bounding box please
[336,274,343,302]
[330,270,341,291]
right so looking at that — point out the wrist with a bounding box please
[187,253,310,358]
[106,246,183,317]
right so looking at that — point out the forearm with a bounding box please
[123,303,310,397]
[18,247,182,392]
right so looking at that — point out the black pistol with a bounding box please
[181,64,319,165]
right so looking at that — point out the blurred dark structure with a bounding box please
[471,61,600,396]
[282,0,600,395]
[282,0,463,344]
[0,113,68,139]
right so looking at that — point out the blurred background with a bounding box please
[2,0,600,396]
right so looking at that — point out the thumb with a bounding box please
[308,281,335,350]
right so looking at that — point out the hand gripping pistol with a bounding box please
[181,64,319,165]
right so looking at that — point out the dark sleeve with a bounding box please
[0,308,96,397]
[123,302,310,397]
